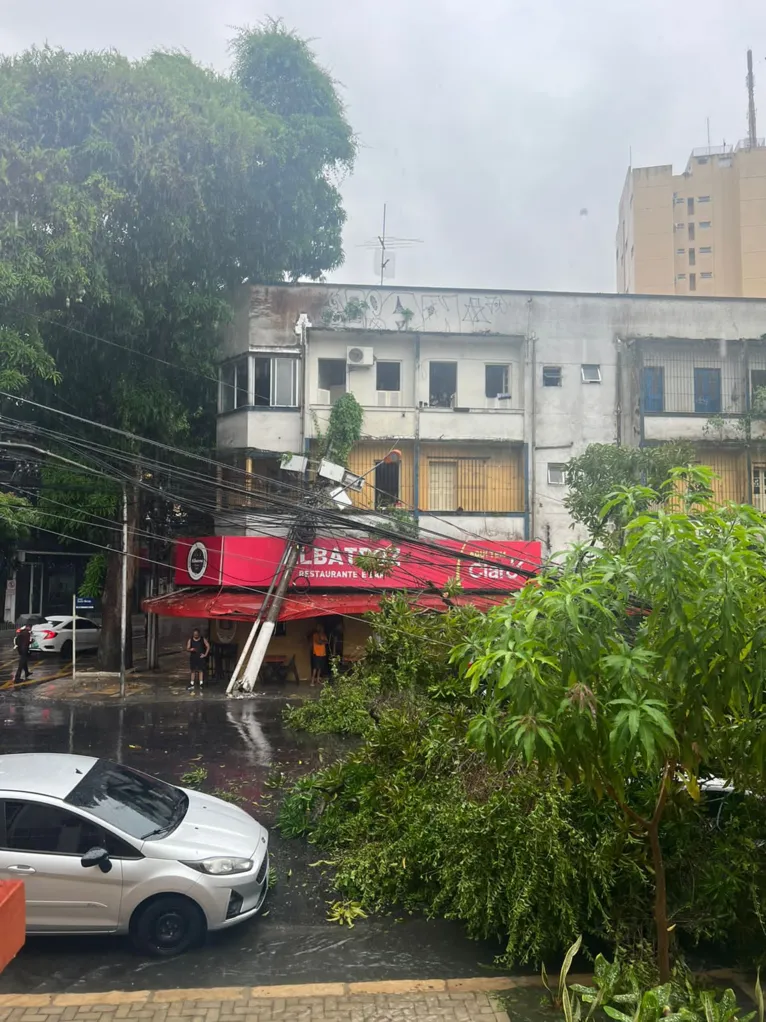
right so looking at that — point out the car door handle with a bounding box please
[7,865,36,874]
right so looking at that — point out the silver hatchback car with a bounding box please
[0,754,269,956]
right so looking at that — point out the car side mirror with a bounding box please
[81,846,112,873]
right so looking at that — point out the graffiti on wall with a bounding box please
[319,288,515,335]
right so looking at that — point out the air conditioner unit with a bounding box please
[316,388,331,404]
[377,390,401,407]
[346,345,374,367]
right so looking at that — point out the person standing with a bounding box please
[310,624,328,686]
[13,625,31,686]
[186,628,210,691]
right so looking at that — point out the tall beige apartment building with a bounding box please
[616,142,766,297]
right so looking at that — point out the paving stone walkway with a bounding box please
[0,981,512,1022]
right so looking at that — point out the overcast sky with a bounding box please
[2,1,764,294]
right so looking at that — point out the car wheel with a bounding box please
[60,640,72,658]
[131,895,206,957]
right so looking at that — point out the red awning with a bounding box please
[142,589,509,622]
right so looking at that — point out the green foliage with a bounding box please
[180,766,208,788]
[284,672,380,735]
[341,299,369,322]
[315,393,364,467]
[78,554,106,599]
[458,483,766,977]
[564,443,697,545]
[560,939,761,1022]
[326,900,367,927]
[1,32,353,661]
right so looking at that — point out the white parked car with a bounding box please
[0,754,270,956]
[30,616,101,656]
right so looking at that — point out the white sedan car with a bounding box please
[30,616,101,656]
[0,754,270,956]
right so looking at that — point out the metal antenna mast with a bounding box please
[358,204,423,284]
[747,49,758,148]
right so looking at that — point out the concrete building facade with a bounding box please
[617,142,766,298]
[215,283,766,556]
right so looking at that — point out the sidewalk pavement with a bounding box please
[0,980,514,1022]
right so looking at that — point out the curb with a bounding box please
[0,975,595,1007]
[0,968,752,1009]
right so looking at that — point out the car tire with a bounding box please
[60,640,72,658]
[130,895,206,957]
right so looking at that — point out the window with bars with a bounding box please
[694,367,721,413]
[642,366,665,412]
[753,465,766,511]
[428,459,489,511]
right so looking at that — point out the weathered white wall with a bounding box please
[217,283,766,558]
[217,409,301,453]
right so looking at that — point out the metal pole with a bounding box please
[120,486,127,698]
[72,592,76,681]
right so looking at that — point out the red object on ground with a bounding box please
[0,881,25,972]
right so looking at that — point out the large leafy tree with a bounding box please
[457,471,766,981]
[0,24,354,666]
[564,442,696,547]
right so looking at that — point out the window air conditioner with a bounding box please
[316,388,331,404]
[377,391,401,407]
[346,346,374,367]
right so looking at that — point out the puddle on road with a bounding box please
[0,693,510,993]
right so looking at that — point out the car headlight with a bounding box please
[183,857,253,875]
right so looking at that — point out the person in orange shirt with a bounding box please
[310,624,328,686]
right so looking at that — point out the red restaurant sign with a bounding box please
[174,536,541,593]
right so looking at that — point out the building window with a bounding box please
[698,195,711,202]
[700,246,712,254]
[376,361,401,392]
[252,356,299,408]
[374,459,400,510]
[642,366,665,413]
[694,367,721,414]
[547,464,567,486]
[674,196,685,205]
[687,197,695,214]
[317,359,346,404]
[753,465,766,511]
[581,364,602,383]
[751,369,766,406]
[485,364,510,399]
[689,273,697,291]
[675,222,686,230]
[429,460,457,510]
[219,356,249,413]
[427,458,488,512]
[429,362,457,408]
[719,157,732,168]
[676,248,686,255]
[543,365,562,387]
[688,223,696,241]
[697,156,709,164]
[676,274,687,281]
[688,248,696,266]
[701,271,713,279]
[699,221,712,229]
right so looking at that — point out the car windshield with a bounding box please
[65,759,188,840]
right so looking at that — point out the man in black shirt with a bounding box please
[14,625,32,685]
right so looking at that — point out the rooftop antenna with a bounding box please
[358,203,423,285]
[747,49,758,148]
[707,117,711,148]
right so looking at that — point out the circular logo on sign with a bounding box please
[187,542,208,582]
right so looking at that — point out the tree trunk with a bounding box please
[97,487,139,671]
[648,818,670,983]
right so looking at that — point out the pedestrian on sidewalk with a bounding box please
[309,624,328,686]
[13,624,31,686]
[186,628,210,691]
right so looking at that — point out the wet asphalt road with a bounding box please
[0,692,508,994]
